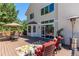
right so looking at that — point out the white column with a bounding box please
[31,25,34,37]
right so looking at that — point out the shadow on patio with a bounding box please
[21,36,43,44]
[21,36,72,56]
[21,36,71,50]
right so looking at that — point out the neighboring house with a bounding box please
[25,3,79,47]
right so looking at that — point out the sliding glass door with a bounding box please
[41,25,54,37]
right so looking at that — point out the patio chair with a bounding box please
[35,45,43,56]
[0,31,10,41]
[53,36,64,54]
[10,31,19,40]
[35,41,56,56]
[42,41,55,56]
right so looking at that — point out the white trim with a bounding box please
[41,23,54,25]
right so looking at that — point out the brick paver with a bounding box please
[55,48,72,56]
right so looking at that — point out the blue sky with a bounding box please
[15,3,29,21]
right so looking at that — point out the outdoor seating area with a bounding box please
[14,35,67,56]
[0,22,22,41]
[0,35,72,56]
[15,40,57,56]
[0,31,20,41]
[0,31,11,41]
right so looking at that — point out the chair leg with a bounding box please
[54,49,57,54]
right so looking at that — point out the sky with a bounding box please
[15,3,29,21]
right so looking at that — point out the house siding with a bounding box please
[58,3,79,46]
[26,3,58,37]
[26,3,79,46]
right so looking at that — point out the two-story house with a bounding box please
[25,3,79,47]
[25,3,58,37]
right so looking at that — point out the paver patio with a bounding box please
[55,48,71,56]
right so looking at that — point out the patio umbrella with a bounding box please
[4,23,22,37]
[4,23,22,27]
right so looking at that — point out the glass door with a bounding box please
[41,25,54,37]
[45,25,54,35]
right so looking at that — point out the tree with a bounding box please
[21,19,28,30]
[0,3,19,23]
[20,19,28,35]
[0,3,19,31]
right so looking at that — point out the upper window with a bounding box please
[45,6,49,14]
[49,3,54,12]
[41,3,54,16]
[41,8,44,15]
[49,19,54,23]
[30,13,34,19]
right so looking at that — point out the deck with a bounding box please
[0,36,74,56]
[0,38,28,56]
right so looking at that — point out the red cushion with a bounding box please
[35,45,43,56]
[43,41,54,48]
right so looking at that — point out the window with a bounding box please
[45,6,49,14]
[44,21,48,23]
[30,13,34,19]
[28,26,31,33]
[41,3,54,16]
[41,19,54,24]
[41,8,44,15]
[49,3,54,12]
[41,21,44,24]
[49,20,54,23]
[33,26,36,32]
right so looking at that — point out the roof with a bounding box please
[25,4,31,15]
